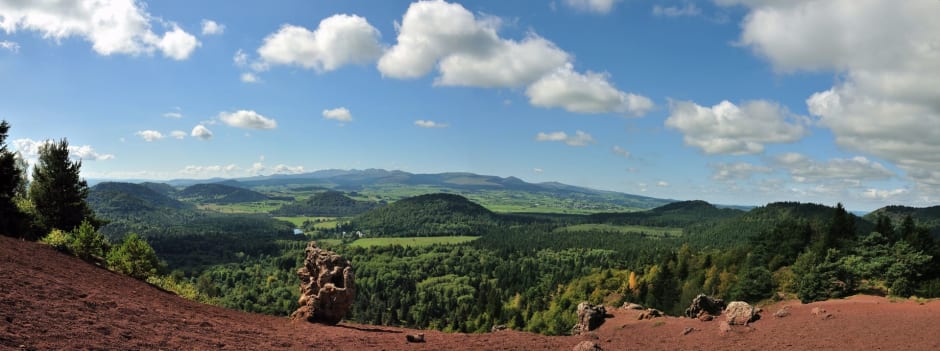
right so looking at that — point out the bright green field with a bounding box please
[556,224,682,237]
[197,201,287,214]
[273,216,336,226]
[347,236,479,248]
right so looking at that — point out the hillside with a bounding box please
[88,182,189,214]
[272,190,377,217]
[587,200,744,227]
[178,183,269,204]
[352,193,500,236]
[866,205,940,237]
[4,235,940,351]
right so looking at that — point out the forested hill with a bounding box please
[178,183,269,204]
[272,190,376,217]
[865,205,940,237]
[351,193,501,236]
[87,182,189,214]
[587,200,743,227]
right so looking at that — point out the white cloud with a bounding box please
[533,168,544,174]
[435,33,570,88]
[526,64,653,115]
[862,188,908,200]
[248,162,265,175]
[323,107,353,122]
[273,164,305,174]
[219,110,277,130]
[536,130,595,147]
[162,112,182,119]
[665,99,807,155]
[652,3,702,17]
[135,130,164,142]
[233,49,248,66]
[191,125,212,140]
[169,130,186,139]
[0,0,200,59]
[12,138,113,161]
[258,14,382,72]
[414,120,447,128]
[201,19,224,36]
[711,162,772,180]
[773,153,894,184]
[180,164,240,177]
[728,0,940,192]
[612,145,630,158]
[657,181,670,187]
[240,72,259,83]
[0,40,19,52]
[563,0,621,14]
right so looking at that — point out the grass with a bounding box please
[555,224,683,237]
[347,236,479,248]
[197,201,287,214]
[273,216,337,227]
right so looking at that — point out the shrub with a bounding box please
[107,233,160,280]
[40,229,73,252]
[68,220,109,261]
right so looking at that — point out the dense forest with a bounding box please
[3,119,940,337]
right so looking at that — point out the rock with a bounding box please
[697,312,714,322]
[290,242,356,325]
[622,302,644,310]
[682,327,695,335]
[406,333,425,343]
[774,306,791,318]
[724,301,759,325]
[491,324,507,332]
[637,308,664,320]
[572,341,603,351]
[684,294,726,318]
[811,307,825,316]
[573,302,607,334]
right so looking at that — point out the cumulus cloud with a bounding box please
[861,188,908,200]
[201,20,224,36]
[526,64,653,115]
[727,0,940,192]
[12,138,114,161]
[191,125,213,140]
[665,99,807,155]
[536,130,595,147]
[257,14,383,72]
[563,0,621,14]
[240,72,259,83]
[322,107,353,122]
[414,120,447,128]
[135,130,164,142]
[169,130,186,139]
[0,40,18,52]
[657,181,670,187]
[773,153,894,184]
[711,162,772,181]
[0,0,200,59]
[163,112,182,119]
[652,3,702,17]
[612,145,630,158]
[219,110,277,129]
[180,164,240,177]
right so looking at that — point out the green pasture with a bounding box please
[347,236,479,248]
[555,224,682,237]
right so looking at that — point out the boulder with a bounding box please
[406,333,425,343]
[723,301,759,325]
[774,306,791,318]
[572,341,603,351]
[622,302,644,310]
[573,302,607,334]
[684,294,725,318]
[491,324,507,332]
[637,308,664,320]
[290,242,356,325]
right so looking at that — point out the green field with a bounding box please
[273,216,337,227]
[347,236,479,248]
[555,224,683,237]
[197,201,287,214]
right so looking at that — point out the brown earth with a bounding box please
[3,235,940,350]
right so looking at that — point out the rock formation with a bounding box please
[637,308,664,320]
[622,302,644,310]
[573,302,607,334]
[572,341,603,351]
[290,241,355,325]
[724,301,759,325]
[684,294,725,319]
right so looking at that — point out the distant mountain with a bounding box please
[271,191,377,217]
[140,182,178,197]
[178,183,269,204]
[352,193,500,237]
[865,205,940,237]
[88,182,189,214]
[587,200,744,227]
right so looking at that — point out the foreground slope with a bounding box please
[3,235,940,350]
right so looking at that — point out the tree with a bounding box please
[0,120,24,237]
[69,220,108,261]
[28,138,96,233]
[107,233,161,280]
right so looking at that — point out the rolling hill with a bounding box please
[865,205,940,237]
[88,182,190,214]
[351,193,501,237]
[178,183,269,204]
[272,190,376,217]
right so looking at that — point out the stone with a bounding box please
[622,302,644,310]
[774,306,791,318]
[682,327,695,335]
[684,294,725,318]
[637,308,664,320]
[572,341,603,351]
[406,333,425,343]
[290,242,356,325]
[573,302,607,334]
[491,324,507,332]
[724,301,759,325]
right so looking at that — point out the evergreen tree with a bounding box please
[28,138,96,233]
[69,220,109,261]
[107,233,161,280]
[0,120,24,237]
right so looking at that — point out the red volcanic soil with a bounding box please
[3,235,940,351]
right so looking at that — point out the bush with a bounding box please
[69,220,109,261]
[107,233,160,280]
[40,229,73,251]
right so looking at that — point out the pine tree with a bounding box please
[107,233,160,280]
[28,138,96,233]
[0,120,24,237]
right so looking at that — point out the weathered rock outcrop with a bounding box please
[290,242,355,325]
[637,308,664,320]
[573,340,603,351]
[573,302,607,334]
[724,301,759,325]
[685,294,725,319]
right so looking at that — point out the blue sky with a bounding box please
[1,0,937,211]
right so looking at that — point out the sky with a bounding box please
[0,0,938,212]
